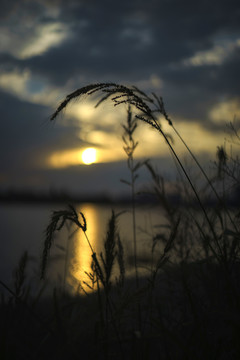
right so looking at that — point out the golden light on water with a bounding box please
[69,204,101,293]
[65,203,168,294]
[81,147,97,165]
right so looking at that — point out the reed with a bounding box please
[121,105,140,290]
[50,82,232,264]
[1,83,240,359]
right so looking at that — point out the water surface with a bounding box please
[0,202,166,295]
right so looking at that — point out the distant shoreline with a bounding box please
[0,190,157,206]
[0,189,239,208]
[0,192,120,205]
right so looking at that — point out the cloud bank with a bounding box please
[0,0,240,193]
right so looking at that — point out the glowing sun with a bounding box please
[81,148,97,165]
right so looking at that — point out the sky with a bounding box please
[0,0,240,197]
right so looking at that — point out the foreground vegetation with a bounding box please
[1,84,240,359]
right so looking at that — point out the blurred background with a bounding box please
[0,0,239,199]
[0,0,240,291]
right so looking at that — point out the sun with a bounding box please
[81,148,97,165]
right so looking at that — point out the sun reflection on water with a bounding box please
[64,203,166,295]
[68,204,102,294]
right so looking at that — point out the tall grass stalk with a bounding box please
[50,83,225,263]
[121,106,139,286]
[2,83,240,359]
[121,105,143,330]
[41,205,87,279]
[158,96,238,234]
[41,205,125,358]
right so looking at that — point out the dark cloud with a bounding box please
[3,0,240,87]
[162,46,240,94]
[0,90,85,172]
[0,0,240,192]
[219,47,240,94]
[159,45,240,126]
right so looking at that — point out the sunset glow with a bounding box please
[1,0,239,195]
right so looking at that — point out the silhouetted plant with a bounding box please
[41,205,87,280]
[121,106,142,286]
[1,82,240,359]
[50,82,231,265]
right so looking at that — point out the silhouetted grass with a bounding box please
[1,84,240,359]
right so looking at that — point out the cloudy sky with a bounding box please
[1,0,240,197]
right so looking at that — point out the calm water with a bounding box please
[0,202,166,295]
